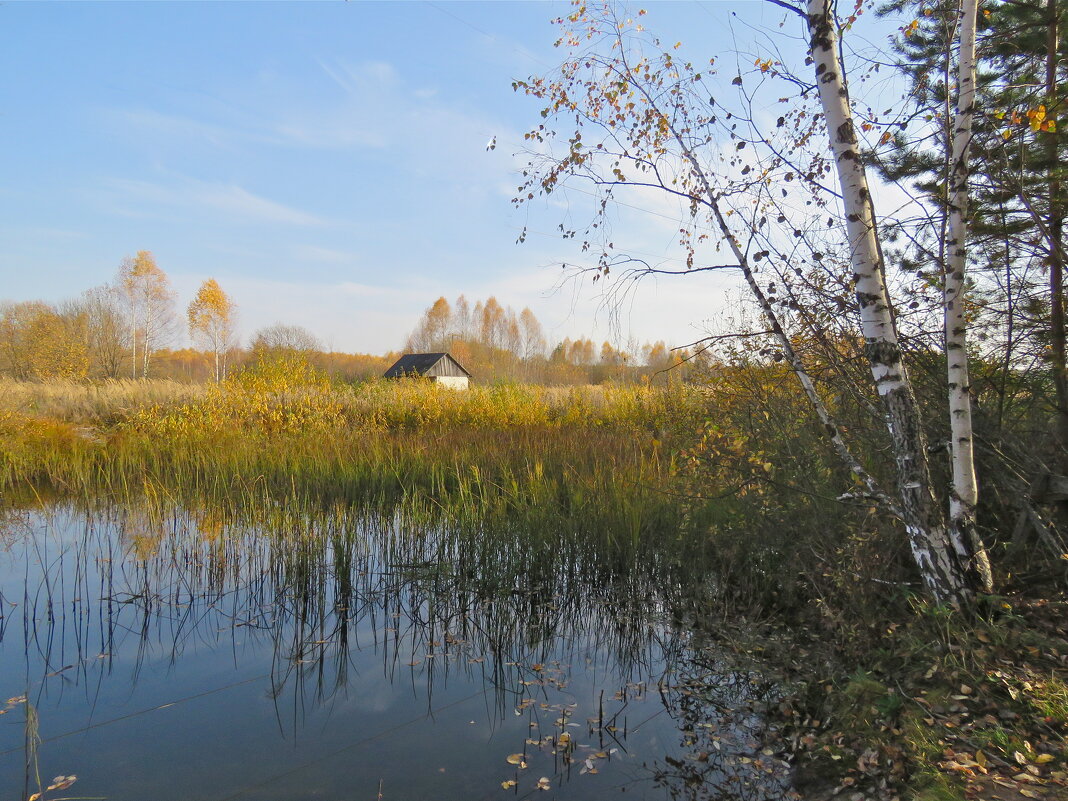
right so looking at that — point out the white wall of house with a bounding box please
[432,376,469,390]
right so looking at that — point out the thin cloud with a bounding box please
[103,177,329,227]
[290,244,360,265]
[106,108,285,150]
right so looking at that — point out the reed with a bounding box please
[0,361,899,621]
[0,362,694,517]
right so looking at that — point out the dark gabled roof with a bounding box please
[383,352,472,379]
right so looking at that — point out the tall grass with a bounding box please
[0,367,697,565]
[0,372,704,433]
[0,377,202,424]
[0,361,699,516]
[0,360,909,622]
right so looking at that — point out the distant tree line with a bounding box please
[1,256,707,385]
[404,294,709,384]
[0,251,240,382]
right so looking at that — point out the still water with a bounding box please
[0,502,795,800]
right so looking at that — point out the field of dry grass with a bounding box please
[0,378,204,424]
[0,372,706,433]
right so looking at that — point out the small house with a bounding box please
[383,352,471,389]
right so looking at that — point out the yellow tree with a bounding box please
[116,251,177,378]
[0,301,88,380]
[187,278,236,382]
[406,297,453,352]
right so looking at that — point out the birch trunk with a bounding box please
[806,0,976,603]
[945,0,993,592]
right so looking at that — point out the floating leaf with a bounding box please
[537,777,552,790]
[501,780,517,789]
[506,753,525,765]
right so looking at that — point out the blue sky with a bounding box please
[1,1,812,354]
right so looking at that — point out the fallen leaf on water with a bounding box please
[506,753,525,765]
[47,775,78,791]
[501,780,517,789]
[537,777,551,790]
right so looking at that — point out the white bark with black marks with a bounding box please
[945,0,993,592]
[806,0,976,603]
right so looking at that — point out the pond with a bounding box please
[0,501,796,800]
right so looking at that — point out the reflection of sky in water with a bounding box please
[0,505,795,800]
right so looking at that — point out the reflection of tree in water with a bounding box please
[7,500,680,715]
[3,500,796,799]
[259,505,671,722]
[648,644,798,801]
[482,638,798,801]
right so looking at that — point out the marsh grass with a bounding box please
[0,364,903,622]
[0,378,201,425]
[0,369,704,433]
[0,367,701,548]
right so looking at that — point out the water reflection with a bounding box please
[0,501,795,800]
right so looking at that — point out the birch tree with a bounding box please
[944,0,993,591]
[116,251,177,378]
[188,278,237,382]
[805,0,989,598]
[514,1,992,602]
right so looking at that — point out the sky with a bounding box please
[0,1,838,354]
